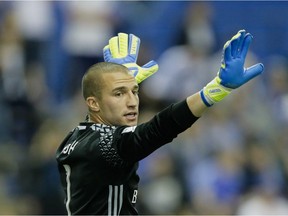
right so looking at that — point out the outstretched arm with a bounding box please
[187,29,264,117]
[111,30,263,163]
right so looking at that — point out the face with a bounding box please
[93,71,139,126]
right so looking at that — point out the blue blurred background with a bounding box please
[1,1,288,214]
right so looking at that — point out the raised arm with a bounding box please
[103,33,158,83]
[187,29,264,117]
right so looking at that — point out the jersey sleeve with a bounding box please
[114,99,199,163]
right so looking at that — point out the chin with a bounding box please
[125,120,138,126]
[126,122,137,126]
[115,120,137,127]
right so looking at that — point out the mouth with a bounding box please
[124,112,138,121]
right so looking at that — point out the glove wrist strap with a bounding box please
[201,77,232,107]
[200,90,214,107]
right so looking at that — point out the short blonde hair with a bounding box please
[82,62,129,100]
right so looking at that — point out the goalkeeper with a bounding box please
[56,30,264,215]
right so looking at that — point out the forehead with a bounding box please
[101,71,138,90]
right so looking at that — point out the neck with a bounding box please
[87,111,110,125]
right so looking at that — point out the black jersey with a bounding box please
[56,100,198,215]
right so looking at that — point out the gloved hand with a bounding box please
[200,29,264,107]
[103,33,159,83]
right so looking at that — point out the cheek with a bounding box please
[102,99,121,114]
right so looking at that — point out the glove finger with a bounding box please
[236,30,246,57]
[118,33,128,57]
[109,36,121,57]
[135,71,154,83]
[135,68,156,83]
[222,40,232,67]
[142,60,159,69]
[135,61,159,83]
[240,33,253,60]
[230,31,243,58]
[128,34,140,61]
[243,63,264,83]
[221,31,245,71]
[103,45,111,62]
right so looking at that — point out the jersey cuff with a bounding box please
[171,100,199,129]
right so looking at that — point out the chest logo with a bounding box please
[61,141,78,155]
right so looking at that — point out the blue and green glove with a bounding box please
[103,33,159,83]
[200,29,264,107]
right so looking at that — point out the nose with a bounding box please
[127,91,138,107]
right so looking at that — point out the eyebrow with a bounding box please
[112,85,139,92]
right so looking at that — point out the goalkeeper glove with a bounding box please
[103,33,159,83]
[200,29,264,107]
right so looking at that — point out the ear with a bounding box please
[86,96,100,112]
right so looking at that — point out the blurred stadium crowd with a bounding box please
[1,1,288,215]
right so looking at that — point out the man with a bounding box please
[56,30,264,215]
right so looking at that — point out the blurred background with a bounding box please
[1,1,288,215]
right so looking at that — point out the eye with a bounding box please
[133,90,139,95]
[115,92,123,97]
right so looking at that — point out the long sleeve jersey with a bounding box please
[56,100,199,215]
